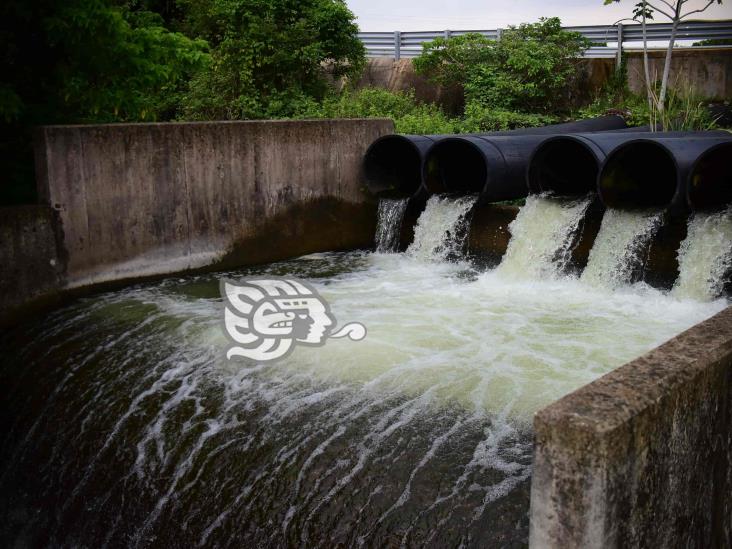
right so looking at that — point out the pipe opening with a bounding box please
[527,139,598,196]
[423,140,487,195]
[599,141,677,210]
[688,142,732,212]
[364,136,423,198]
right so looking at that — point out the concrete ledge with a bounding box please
[32,119,393,289]
[530,305,732,548]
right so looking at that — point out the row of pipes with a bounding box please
[363,116,732,215]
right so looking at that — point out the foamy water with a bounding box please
[0,250,724,547]
[375,198,409,253]
[582,208,664,288]
[407,195,477,261]
[498,194,593,279]
[0,193,728,547]
[674,208,732,300]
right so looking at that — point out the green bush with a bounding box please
[292,88,460,134]
[179,0,365,120]
[413,18,590,113]
[461,104,559,132]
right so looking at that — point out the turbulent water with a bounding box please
[407,195,477,261]
[582,208,664,288]
[498,194,593,279]
[374,198,409,253]
[0,195,728,547]
[674,208,732,300]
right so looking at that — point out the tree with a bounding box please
[413,18,590,113]
[178,0,365,120]
[606,0,724,114]
[0,0,209,203]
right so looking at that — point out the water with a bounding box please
[375,198,409,253]
[674,208,732,300]
[1,193,729,547]
[582,208,664,288]
[0,251,725,547]
[406,195,477,261]
[498,194,593,279]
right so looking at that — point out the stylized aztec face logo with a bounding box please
[221,277,366,362]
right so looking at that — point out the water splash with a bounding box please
[375,198,409,253]
[497,194,593,279]
[673,208,732,300]
[407,195,477,261]
[581,208,664,288]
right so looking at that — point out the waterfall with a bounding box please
[673,208,732,300]
[581,209,664,288]
[497,194,593,279]
[406,195,477,261]
[375,198,409,253]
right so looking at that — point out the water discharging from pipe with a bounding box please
[497,194,593,279]
[1,195,728,546]
[406,195,477,261]
[581,209,664,288]
[673,207,732,300]
[375,198,409,252]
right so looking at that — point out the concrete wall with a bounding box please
[0,206,66,313]
[626,48,732,100]
[530,305,732,548]
[33,119,393,290]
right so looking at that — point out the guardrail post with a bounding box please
[394,31,401,60]
[616,23,623,71]
[444,29,451,40]
[496,28,502,41]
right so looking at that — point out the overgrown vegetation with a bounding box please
[413,18,590,113]
[178,0,365,119]
[1,2,726,205]
[290,88,560,133]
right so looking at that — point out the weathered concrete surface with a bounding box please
[626,48,732,101]
[34,119,393,289]
[0,206,65,314]
[530,305,732,548]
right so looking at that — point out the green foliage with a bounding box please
[289,87,565,135]
[179,0,365,120]
[461,104,560,132]
[1,1,208,124]
[412,33,496,88]
[578,85,717,131]
[292,88,461,134]
[413,18,590,113]
[1,0,209,204]
[692,38,732,47]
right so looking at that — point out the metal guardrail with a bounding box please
[357,20,732,61]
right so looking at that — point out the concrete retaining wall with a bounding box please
[530,305,732,548]
[33,119,393,290]
[0,206,66,313]
[626,48,732,100]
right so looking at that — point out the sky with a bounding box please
[345,0,732,32]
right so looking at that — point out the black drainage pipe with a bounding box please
[424,126,644,203]
[599,135,732,215]
[528,131,730,199]
[686,140,732,212]
[363,115,627,199]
